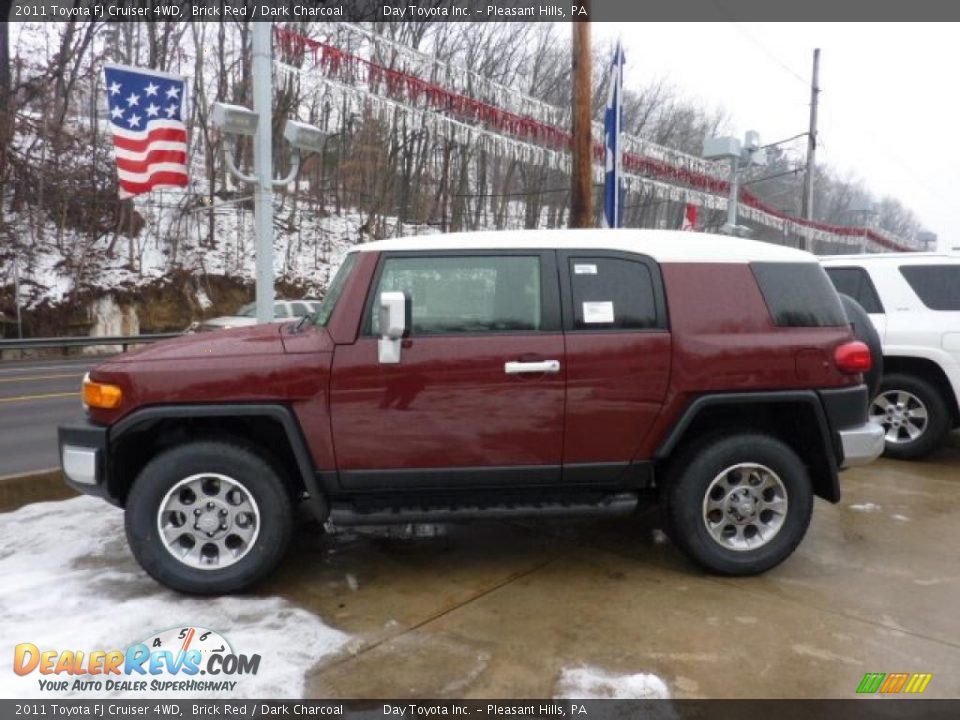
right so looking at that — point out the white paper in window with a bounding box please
[582,301,615,324]
[574,263,598,275]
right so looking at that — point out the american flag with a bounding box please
[602,41,625,229]
[104,65,189,198]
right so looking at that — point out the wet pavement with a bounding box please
[4,439,958,699]
[263,440,960,699]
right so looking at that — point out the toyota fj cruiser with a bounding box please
[59,229,884,594]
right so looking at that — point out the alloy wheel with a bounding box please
[702,463,789,551]
[156,473,261,570]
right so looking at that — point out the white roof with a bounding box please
[820,252,957,265]
[352,229,815,264]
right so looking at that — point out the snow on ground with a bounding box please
[849,503,882,513]
[0,497,349,699]
[554,666,670,699]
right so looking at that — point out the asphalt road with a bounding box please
[0,356,106,476]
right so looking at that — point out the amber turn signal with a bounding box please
[83,375,123,409]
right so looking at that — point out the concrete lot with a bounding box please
[2,438,958,699]
[275,444,960,699]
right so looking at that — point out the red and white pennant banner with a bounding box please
[275,26,914,252]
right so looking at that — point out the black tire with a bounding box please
[125,440,294,594]
[664,433,813,576]
[838,293,883,399]
[871,373,951,460]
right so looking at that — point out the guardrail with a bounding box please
[0,333,182,353]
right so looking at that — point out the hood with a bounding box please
[100,323,285,365]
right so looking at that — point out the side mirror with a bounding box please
[378,291,407,364]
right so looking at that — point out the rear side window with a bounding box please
[751,262,848,327]
[900,265,960,310]
[568,257,659,330]
[824,267,884,314]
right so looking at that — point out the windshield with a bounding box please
[314,253,359,327]
[237,302,257,318]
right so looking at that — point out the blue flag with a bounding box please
[603,42,625,228]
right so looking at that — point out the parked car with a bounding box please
[59,229,882,594]
[195,299,322,332]
[822,253,960,459]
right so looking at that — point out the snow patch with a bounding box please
[196,287,213,310]
[84,295,140,354]
[0,497,349,699]
[554,666,670,699]
[651,528,669,545]
[891,514,910,522]
[849,502,882,512]
[791,643,860,665]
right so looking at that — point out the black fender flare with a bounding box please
[653,391,841,503]
[109,404,328,520]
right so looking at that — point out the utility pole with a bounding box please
[800,48,820,250]
[570,4,593,228]
[252,23,275,325]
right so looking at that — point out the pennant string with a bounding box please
[274,26,914,252]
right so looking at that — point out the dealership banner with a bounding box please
[9,0,960,22]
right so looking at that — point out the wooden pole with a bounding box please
[570,8,593,228]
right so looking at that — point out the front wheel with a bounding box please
[125,441,294,594]
[665,433,813,576]
[870,373,951,460]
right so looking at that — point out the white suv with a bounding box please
[195,299,322,332]
[822,253,960,459]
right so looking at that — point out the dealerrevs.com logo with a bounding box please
[13,626,260,693]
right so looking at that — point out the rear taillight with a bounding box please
[834,341,872,374]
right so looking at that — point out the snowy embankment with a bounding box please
[11,193,420,309]
[0,496,349,699]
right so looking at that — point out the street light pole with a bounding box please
[252,23,274,325]
[725,154,740,231]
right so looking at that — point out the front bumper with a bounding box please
[838,421,885,468]
[58,420,116,503]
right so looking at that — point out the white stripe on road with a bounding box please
[0,362,100,376]
[0,373,83,384]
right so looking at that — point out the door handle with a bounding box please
[504,360,561,374]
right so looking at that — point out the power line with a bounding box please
[727,22,810,87]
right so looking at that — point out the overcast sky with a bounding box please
[593,22,958,245]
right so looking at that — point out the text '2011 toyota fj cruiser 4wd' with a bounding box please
[60,229,884,594]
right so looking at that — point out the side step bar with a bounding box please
[330,492,639,526]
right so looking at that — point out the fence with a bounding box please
[0,333,182,355]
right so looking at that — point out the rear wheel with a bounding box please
[665,433,813,575]
[870,373,950,460]
[125,441,293,594]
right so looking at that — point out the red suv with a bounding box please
[59,230,884,594]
